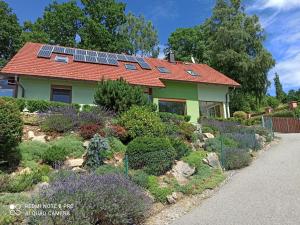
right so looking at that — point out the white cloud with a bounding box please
[251,0,300,11]
[147,0,178,21]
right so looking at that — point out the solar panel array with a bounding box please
[37,44,152,69]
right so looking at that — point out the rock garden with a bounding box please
[0,79,273,225]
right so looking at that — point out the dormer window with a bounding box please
[125,64,137,70]
[157,67,170,73]
[186,70,198,76]
[55,56,69,63]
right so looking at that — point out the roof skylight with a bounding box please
[157,66,170,73]
[186,69,198,76]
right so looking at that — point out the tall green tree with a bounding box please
[22,0,83,47]
[205,0,275,102]
[273,73,285,101]
[79,0,132,53]
[0,0,22,67]
[166,26,207,63]
[119,13,159,57]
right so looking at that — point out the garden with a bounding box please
[0,79,273,225]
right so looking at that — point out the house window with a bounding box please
[157,66,170,73]
[159,99,186,115]
[55,55,69,63]
[200,101,223,118]
[125,64,137,70]
[186,70,198,76]
[51,85,72,103]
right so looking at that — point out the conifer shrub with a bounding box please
[94,78,150,113]
[126,137,176,175]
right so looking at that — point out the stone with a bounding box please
[28,131,35,139]
[19,167,32,175]
[203,133,215,139]
[83,141,90,148]
[202,158,209,165]
[64,158,84,168]
[171,192,184,200]
[32,135,46,143]
[206,152,221,169]
[167,195,176,204]
[255,134,266,148]
[171,161,196,185]
[72,167,86,173]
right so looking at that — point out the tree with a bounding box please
[273,73,286,101]
[119,13,159,57]
[205,0,275,103]
[22,0,83,47]
[79,0,132,53]
[94,78,150,113]
[166,26,207,63]
[0,0,22,67]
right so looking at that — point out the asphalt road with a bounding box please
[171,133,300,225]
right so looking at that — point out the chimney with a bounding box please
[168,50,175,63]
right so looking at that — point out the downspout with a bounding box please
[14,76,25,98]
[226,87,236,118]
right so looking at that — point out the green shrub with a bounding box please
[202,126,215,134]
[84,134,110,169]
[108,137,126,154]
[233,111,247,120]
[119,106,166,139]
[42,145,68,166]
[50,135,85,158]
[94,78,150,113]
[204,136,238,153]
[170,138,192,160]
[19,141,49,165]
[41,114,74,133]
[223,148,252,170]
[0,173,10,192]
[94,164,124,175]
[0,99,23,169]
[265,96,280,109]
[129,170,150,189]
[6,165,51,192]
[0,97,26,111]
[147,175,172,203]
[27,99,80,113]
[178,122,196,140]
[271,110,295,118]
[126,137,176,175]
[159,112,188,123]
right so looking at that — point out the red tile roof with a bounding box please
[1,43,240,88]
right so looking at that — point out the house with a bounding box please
[0,42,240,123]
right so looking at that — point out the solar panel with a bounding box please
[126,55,137,62]
[97,57,108,65]
[65,48,75,55]
[97,52,107,58]
[74,54,86,62]
[107,58,118,66]
[76,49,87,55]
[86,55,97,63]
[37,50,52,58]
[117,54,127,61]
[53,46,66,54]
[41,45,54,52]
[138,62,151,70]
[136,57,146,63]
[107,53,117,59]
[87,51,97,57]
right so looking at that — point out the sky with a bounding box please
[2,0,300,95]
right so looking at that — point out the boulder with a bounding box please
[255,134,266,148]
[203,133,215,139]
[32,135,46,143]
[28,131,35,140]
[64,158,84,168]
[172,192,184,200]
[166,195,176,204]
[72,167,87,173]
[83,141,90,148]
[206,152,221,169]
[171,161,195,185]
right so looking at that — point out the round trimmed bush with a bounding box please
[0,99,23,167]
[233,111,248,120]
[223,148,252,170]
[119,106,166,139]
[126,137,176,175]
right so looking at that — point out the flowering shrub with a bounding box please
[29,173,151,225]
[223,148,252,170]
[108,124,128,140]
